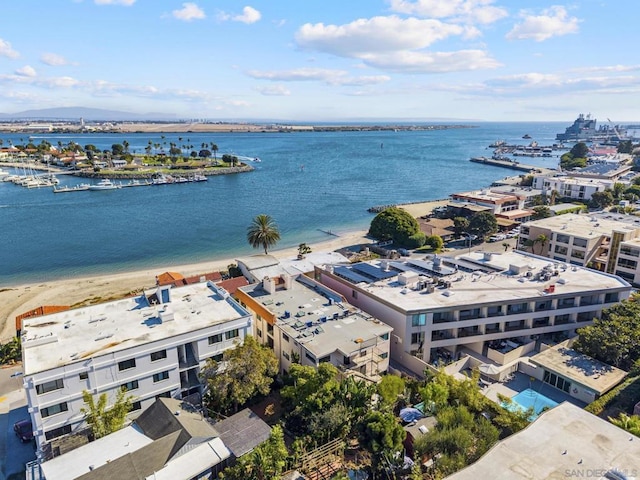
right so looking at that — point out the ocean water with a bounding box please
[0,122,566,286]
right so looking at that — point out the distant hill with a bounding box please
[0,107,178,121]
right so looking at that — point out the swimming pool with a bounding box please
[505,388,559,420]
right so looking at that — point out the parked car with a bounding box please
[13,419,33,443]
[488,234,506,242]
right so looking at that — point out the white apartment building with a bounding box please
[518,213,640,281]
[236,274,393,381]
[532,175,613,201]
[314,251,631,376]
[449,189,533,223]
[21,282,252,452]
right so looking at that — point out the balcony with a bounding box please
[485,324,501,334]
[554,314,572,326]
[532,317,550,328]
[431,330,455,341]
[457,327,482,338]
[504,321,527,332]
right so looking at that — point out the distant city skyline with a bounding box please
[0,1,638,122]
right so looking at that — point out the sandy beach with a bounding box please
[0,230,372,342]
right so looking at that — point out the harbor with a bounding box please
[469,156,555,174]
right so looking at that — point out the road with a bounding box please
[0,364,35,480]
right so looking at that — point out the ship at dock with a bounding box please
[556,113,627,143]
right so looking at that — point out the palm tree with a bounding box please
[211,143,219,162]
[247,214,281,254]
[534,234,548,255]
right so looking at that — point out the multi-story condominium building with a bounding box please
[518,213,640,281]
[532,175,614,202]
[449,189,533,223]
[21,282,252,451]
[314,251,631,376]
[236,274,393,381]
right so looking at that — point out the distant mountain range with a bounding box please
[0,107,178,121]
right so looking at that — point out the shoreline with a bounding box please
[0,228,373,342]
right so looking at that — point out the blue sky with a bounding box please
[0,0,637,122]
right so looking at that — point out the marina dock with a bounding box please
[469,156,551,173]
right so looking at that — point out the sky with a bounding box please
[0,0,638,122]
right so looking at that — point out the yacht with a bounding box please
[88,179,120,191]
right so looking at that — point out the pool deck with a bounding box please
[481,371,585,408]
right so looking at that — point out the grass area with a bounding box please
[585,375,640,419]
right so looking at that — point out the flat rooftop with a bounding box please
[524,213,640,238]
[531,345,627,394]
[239,276,392,358]
[452,190,518,203]
[321,250,629,313]
[446,402,640,479]
[22,282,249,375]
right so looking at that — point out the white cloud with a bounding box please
[247,67,391,87]
[297,16,463,57]
[506,6,580,42]
[389,0,508,24]
[41,53,70,66]
[172,3,205,22]
[363,49,501,73]
[0,38,19,59]
[94,0,136,5]
[15,65,36,77]
[256,85,291,96]
[219,6,261,24]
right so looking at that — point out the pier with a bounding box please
[469,156,552,173]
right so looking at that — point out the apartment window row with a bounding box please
[36,378,64,395]
[118,358,136,371]
[153,371,170,383]
[208,328,240,345]
[617,258,638,269]
[41,402,68,418]
[121,380,139,391]
[543,370,571,393]
[620,246,640,258]
[45,424,71,441]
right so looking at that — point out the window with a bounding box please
[153,371,170,383]
[555,234,570,244]
[208,333,223,344]
[305,352,316,363]
[571,249,585,260]
[257,328,262,338]
[572,238,588,248]
[352,290,358,299]
[283,351,290,361]
[118,359,136,371]
[155,391,171,400]
[121,380,139,391]
[79,372,89,380]
[36,379,64,395]
[150,350,167,362]
[41,402,68,418]
[131,401,142,411]
[412,313,426,326]
[554,245,568,255]
[267,324,274,335]
[380,352,389,359]
[380,333,389,341]
[319,355,331,363]
[225,329,239,340]
[411,332,425,345]
[617,258,638,269]
[45,425,71,441]
[282,333,290,342]
[211,353,224,362]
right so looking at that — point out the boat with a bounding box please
[88,179,120,191]
[192,173,207,182]
[121,179,150,188]
[489,140,506,148]
[53,184,90,193]
[556,113,628,143]
[522,134,532,139]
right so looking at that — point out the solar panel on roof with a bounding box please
[389,262,413,272]
[352,262,396,280]
[334,266,372,284]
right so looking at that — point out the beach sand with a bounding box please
[0,230,372,342]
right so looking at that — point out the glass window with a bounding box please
[131,401,142,411]
[411,332,425,345]
[36,379,64,395]
[41,402,68,418]
[208,333,223,344]
[225,329,239,340]
[572,238,588,248]
[283,351,290,361]
[556,234,570,244]
[305,352,316,363]
[150,350,167,362]
[380,352,388,359]
[282,333,290,342]
[211,353,223,362]
[319,355,331,363]
[118,359,136,371]
[79,372,89,380]
[380,333,389,341]
[45,425,71,441]
[411,313,426,326]
[121,380,139,391]
[153,371,170,383]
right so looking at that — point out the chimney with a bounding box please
[262,276,275,294]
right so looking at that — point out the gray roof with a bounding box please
[213,408,271,458]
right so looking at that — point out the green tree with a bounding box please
[211,143,219,162]
[573,295,640,370]
[368,207,421,246]
[377,374,406,408]
[80,388,133,439]
[532,205,552,220]
[0,337,21,364]
[468,211,497,238]
[358,410,405,473]
[570,142,589,158]
[111,143,124,156]
[247,214,281,254]
[533,233,548,255]
[453,216,470,237]
[590,190,615,209]
[297,243,312,259]
[424,235,444,252]
[612,182,626,201]
[201,336,278,415]
[609,413,640,437]
[221,425,289,480]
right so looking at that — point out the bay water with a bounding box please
[0,122,566,286]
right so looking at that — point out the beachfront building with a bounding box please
[445,402,640,479]
[236,274,393,382]
[517,213,640,282]
[449,189,533,223]
[21,282,252,452]
[532,174,614,202]
[313,251,631,376]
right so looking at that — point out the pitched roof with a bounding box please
[213,408,271,458]
[216,276,249,295]
[135,398,217,443]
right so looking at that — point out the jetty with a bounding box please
[469,156,550,173]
